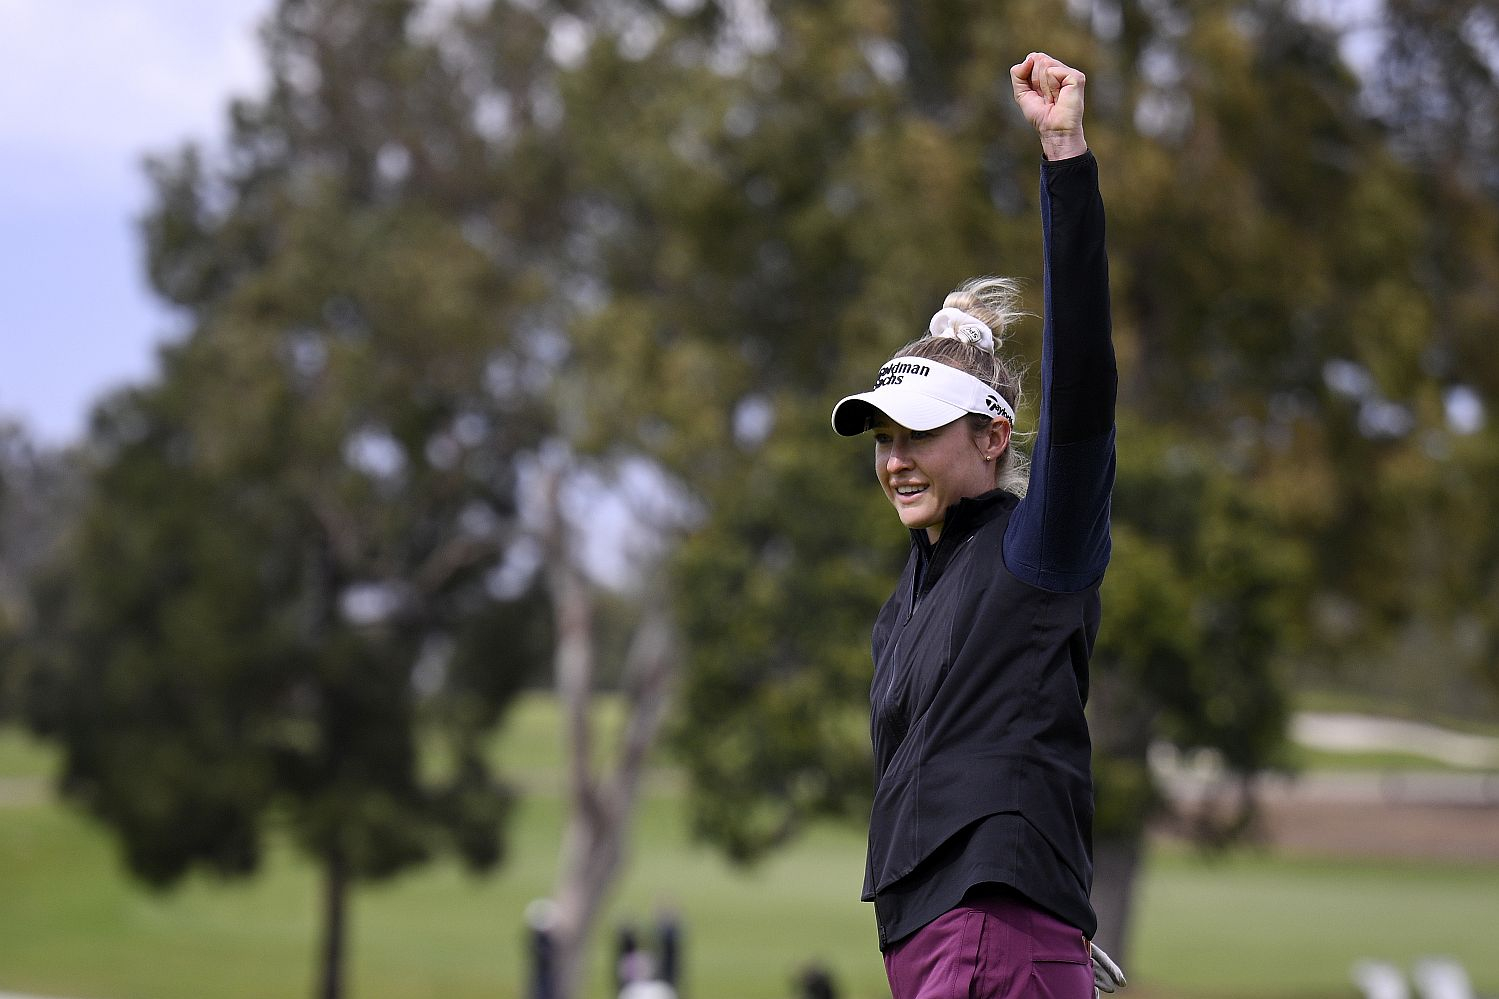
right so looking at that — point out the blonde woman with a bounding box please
[830,53,1125,999]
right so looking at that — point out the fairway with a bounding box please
[2,705,1497,999]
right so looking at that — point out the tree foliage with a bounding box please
[20,1,556,995]
[0,423,80,722]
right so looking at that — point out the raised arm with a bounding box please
[1004,53,1118,592]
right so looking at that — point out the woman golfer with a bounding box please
[830,52,1124,999]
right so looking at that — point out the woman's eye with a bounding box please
[873,434,892,445]
[910,430,932,441]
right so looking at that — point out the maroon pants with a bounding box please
[882,893,1093,999]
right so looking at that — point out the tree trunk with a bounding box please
[1086,658,1159,969]
[539,461,676,999]
[315,846,349,999]
[549,791,625,999]
[1090,831,1145,959]
[545,576,675,999]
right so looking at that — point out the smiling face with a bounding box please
[871,414,1010,542]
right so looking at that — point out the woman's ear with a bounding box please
[984,417,1011,461]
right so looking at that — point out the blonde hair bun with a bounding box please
[941,276,1025,351]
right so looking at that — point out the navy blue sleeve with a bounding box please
[1004,151,1117,592]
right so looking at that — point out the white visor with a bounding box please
[830,358,1016,436]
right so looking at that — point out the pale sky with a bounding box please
[0,0,272,445]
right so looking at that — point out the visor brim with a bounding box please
[829,388,971,437]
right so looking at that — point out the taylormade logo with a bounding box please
[873,361,930,388]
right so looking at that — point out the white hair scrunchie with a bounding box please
[928,307,994,352]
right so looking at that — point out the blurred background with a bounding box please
[2,1,1497,998]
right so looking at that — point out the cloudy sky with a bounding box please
[0,0,272,445]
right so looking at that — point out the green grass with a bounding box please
[1288,744,1498,773]
[1132,848,1499,998]
[0,778,884,999]
[3,697,1498,999]
[0,723,58,777]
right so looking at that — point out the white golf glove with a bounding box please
[1091,941,1126,997]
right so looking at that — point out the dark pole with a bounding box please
[526,899,558,999]
[317,846,348,999]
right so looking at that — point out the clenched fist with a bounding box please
[1011,52,1088,161]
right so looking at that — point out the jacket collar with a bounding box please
[909,489,1018,600]
[910,488,1018,553]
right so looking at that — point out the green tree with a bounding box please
[1369,0,1499,195]
[21,3,554,996]
[1338,0,1499,708]
[0,422,80,720]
